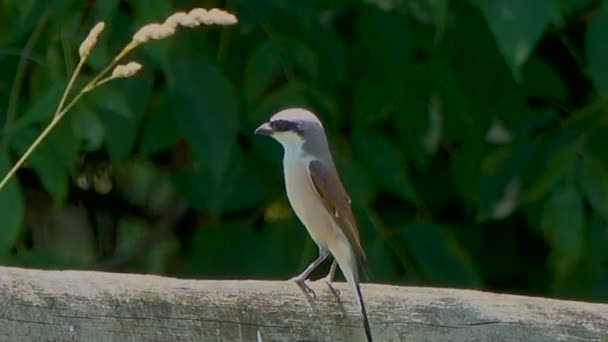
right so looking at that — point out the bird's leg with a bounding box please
[320,260,340,299]
[290,250,329,299]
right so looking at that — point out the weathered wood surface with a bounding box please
[0,266,607,341]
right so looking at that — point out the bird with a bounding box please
[255,108,373,341]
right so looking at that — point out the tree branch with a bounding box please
[0,266,606,341]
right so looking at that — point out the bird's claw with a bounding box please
[290,276,317,300]
[321,275,340,299]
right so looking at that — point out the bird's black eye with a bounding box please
[270,120,293,132]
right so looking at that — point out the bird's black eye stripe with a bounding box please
[270,119,294,132]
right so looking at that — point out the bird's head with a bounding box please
[254,108,324,149]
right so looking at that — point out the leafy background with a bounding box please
[0,0,607,302]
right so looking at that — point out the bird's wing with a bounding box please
[307,159,366,267]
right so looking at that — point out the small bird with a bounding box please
[255,108,373,341]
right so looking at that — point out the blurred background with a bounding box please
[0,0,607,302]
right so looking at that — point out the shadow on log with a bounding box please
[0,266,607,341]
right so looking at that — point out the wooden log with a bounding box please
[0,266,606,341]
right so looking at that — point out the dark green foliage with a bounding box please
[0,0,607,301]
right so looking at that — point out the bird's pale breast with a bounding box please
[283,155,339,250]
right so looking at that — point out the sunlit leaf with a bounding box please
[469,0,558,80]
[479,140,539,220]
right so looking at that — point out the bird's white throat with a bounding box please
[273,131,305,161]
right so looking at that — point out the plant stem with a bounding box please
[54,58,85,118]
[0,41,137,190]
[85,41,138,92]
[0,91,85,190]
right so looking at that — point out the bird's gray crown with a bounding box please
[270,108,323,127]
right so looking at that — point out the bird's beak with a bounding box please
[254,122,273,136]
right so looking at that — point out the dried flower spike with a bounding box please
[79,22,105,59]
[111,62,142,79]
[188,8,237,26]
[165,12,199,28]
[188,8,212,25]
[132,23,176,44]
[208,8,238,25]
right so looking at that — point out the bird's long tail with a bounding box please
[332,239,373,341]
[351,279,373,342]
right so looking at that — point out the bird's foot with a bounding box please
[320,274,340,299]
[290,276,316,300]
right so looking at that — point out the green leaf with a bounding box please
[520,56,568,102]
[426,0,449,43]
[451,140,490,205]
[115,159,175,214]
[579,155,608,222]
[469,0,558,80]
[549,213,608,299]
[47,114,81,174]
[586,3,608,94]
[98,107,136,163]
[352,70,404,127]
[438,1,517,142]
[401,222,482,287]
[91,85,133,120]
[540,185,584,273]
[520,144,575,205]
[93,0,120,19]
[70,104,105,152]
[139,91,180,155]
[558,0,595,15]
[172,148,264,216]
[494,92,556,138]
[479,140,539,220]
[9,127,68,201]
[357,5,412,73]
[351,131,417,203]
[88,85,137,162]
[581,123,608,164]
[249,82,322,124]
[278,36,319,81]
[115,217,147,255]
[0,150,24,254]
[243,40,283,106]
[334,154,376,207]
[233,0,274,28]
[394,67,437,168]
[170,55,239,185]
[15,83,64,127]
